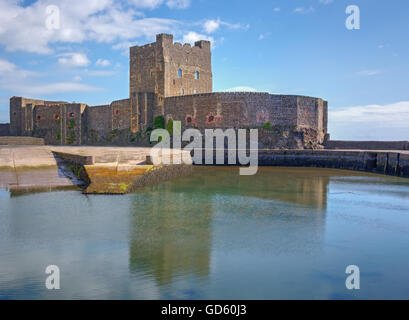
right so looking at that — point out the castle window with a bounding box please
[206,114,216,125]
[185,115,193,125]
[68,112,75,119]
[53,114,60,120]
[36,115,42,121]
[195,71,199,80]
[181,88,184,95]
[115,109,120,115]
[194,89,198,94]
[178,69,182,78]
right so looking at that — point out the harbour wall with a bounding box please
[193,149,409,178]
[326,140,409,150]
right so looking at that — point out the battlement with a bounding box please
[130,34,211,52]
[130,33,212,99]
[164,92,325,101]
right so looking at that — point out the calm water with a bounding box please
[1,167,409,300]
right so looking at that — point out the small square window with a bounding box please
[194,89,198,94]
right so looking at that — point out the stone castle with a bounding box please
[3,34,328,148]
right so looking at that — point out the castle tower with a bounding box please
[129,34,212,132]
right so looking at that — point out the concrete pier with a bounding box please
[0,146,193,194]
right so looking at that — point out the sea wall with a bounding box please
[193,149,409,178]
[258,150,409,178]
[326,140,409,150]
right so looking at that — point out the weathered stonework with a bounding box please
[3,33,328,149]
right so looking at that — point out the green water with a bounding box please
[1,167,409,299]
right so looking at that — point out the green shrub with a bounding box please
[154,115,165,129]
[68,119,75,129]
[166,119,173,134]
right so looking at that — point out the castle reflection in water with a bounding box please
[128,167,331,285]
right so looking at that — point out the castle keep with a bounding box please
[5,34,328,148]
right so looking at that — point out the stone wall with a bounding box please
[164,92,327,149]
[163,92,327,148]
[132,92,156,133]
[297,96,327,144]
[130,34,212,99]
[326,140,409,150]
[32,103,86,145]
[130,43,160,97]
[162,35,212,97]
[85,104,111,144]
[111,99,131,130]
[0,124,10,136]
[9,97,67,136]
[164,92,301,130]
[194,149,409,178]
[0,136,45,145]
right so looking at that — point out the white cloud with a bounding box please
[0,58,99,95]
[319,0,333,5]
[356,69,381,76]
[0,58,39,78]
[258,32,272,40]
[182,32,214,46]
[0,0,179,54]
[274,8,280,12]
[0,58,16,73]
[20,82,101,95]
[129,0,191,9]
[95,59,111,67]
[204,19,221,34]
[73,75,82,81]
[0,1,245,55]
[129,0,165,9]
[203,18,249,34]
[294,7,315,14]
[1,78,100,95]
[84,69,117,77]
[58,53,90,67]
[166,0,191,9]
[329,101,409,140]
[224,86,257,92]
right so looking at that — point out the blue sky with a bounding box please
[0,0,408,140]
